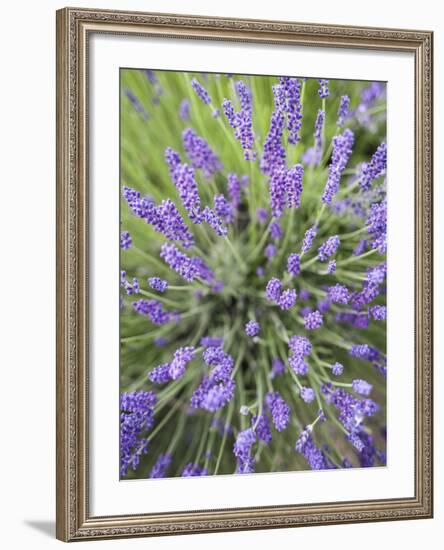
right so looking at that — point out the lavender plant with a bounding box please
[120,70,387,479]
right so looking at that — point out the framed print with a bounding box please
[56,7,433,542]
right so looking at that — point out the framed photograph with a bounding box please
[56,7,433,542]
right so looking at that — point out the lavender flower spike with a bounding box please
[318,235,340,261]
[245,320,260,337]
[191,78,211,104]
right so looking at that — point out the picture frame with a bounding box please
[56,6,433,542]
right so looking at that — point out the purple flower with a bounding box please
[120,272,139,295]
[252,414,272,444]
[123,187,194,248]
[227,173,242,208]
[271,357,286,377]
[352,379,373,396]
[234,80,256,160]
[304,310,323,330]
[318,79,329,99]
[233,428,256,473]
[305,109,325,166]
[256,207,269,225]
[318,235,340,261]
[265,278,282,302]
[234,428,256,460]
[191,376,235,412]
[287,253,300,276]
[297,432,328,470]
[289,355,309,375]
[168,161,202,223]
[265,243,277,258]
[179,98,190,120]
[349,343,380,362]
[270,221,283,240]
[214,194,234,224]
[327,259,337,274]
[160,244,196,281]
[278,289,297,310]
[120,231,132,249]
[120,391,157,477]
[148,363,171,384]
[337,95,350,127]
[133,299,176,325]
[269,167,287,219]
[169,346,195,380]
[321,129,354,204]
[266,391,290,431]
[286,164,304,209]
[279,77,303,144]
[301,226,317,254]
[201,206,227,237]
[182,127,222,178]
[205,348,234,382]
[289,335,312,357]
[332,362,344,376]
[360,143,387,191]
[365,199,386,254]
[327,283,350,304]
[300,386,316,403]
[200,336,224,348]
[369,305,387,320]
[191,78,211,104]
[148,277,168,293]
[150,453,172,478]
[260,110,286,176]
[353,239,368,256]
[325,386,378,435]
[125,88,148,120]
[299,288,311,301]
[182,463,208,477]
[245,320,260,337]
[153,336,168,347]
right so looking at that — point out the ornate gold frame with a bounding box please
[56,7,433,542]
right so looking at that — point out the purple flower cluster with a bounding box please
[120,391,157,477]
[287,253,300,276]
[182,463,208,477]
[149,453,172,478]
[265,278,297,310]
[365,198,387,253]
[120,231,132,250]
[148,277,168,293]
[123,187,194,249]
[160,243,214,282]
[301,226,317,254]
[182,128,222,178]
[120,271,139,295]
[265,391,290,431]
[245,320,260,337]
[222,81,256,161]
[337,95,350,127]
[327,284,350,304]
[288,335,312,376]
[321,129,354,204]
[318,79,330,99]
[260,110,286,176]
[276,77,303,144]
[360,143,387,191]
[133,299,178,326]
[318,235,340,261]
[191,78,211,104]
[234,428,256,474]
[303,310,324,330]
